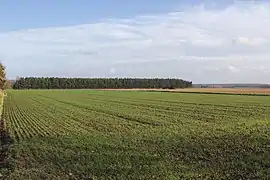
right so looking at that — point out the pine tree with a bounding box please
[13,77,192,89]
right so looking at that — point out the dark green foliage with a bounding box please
[13,77,192,89]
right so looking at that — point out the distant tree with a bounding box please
[0,62,6,90]
[13,77,192,89]
[3,80,13,89]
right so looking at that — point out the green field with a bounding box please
[1,90,269,179]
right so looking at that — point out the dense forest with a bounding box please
[13,77,192,89]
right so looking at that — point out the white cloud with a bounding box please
[228,65,239,73]
[109,67,116,74]
[1,1,270,83]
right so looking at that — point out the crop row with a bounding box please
[39,91,270,121]
[2,90,270,179]
[3,90,270,141]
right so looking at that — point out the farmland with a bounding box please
[101,88,270,95]
[0,90,270,179]
[169,88,270,95]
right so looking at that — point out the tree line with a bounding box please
[13,77,192,89]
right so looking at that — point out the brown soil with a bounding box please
[171,88,270,94]
[98,88,270,95]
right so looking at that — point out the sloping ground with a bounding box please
[1,90,270,179]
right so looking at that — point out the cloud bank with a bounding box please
[1,1,270,83]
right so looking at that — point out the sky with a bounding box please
[0,0,270,83]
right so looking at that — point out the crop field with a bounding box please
[0,90,270,179]
[102,88,270,95]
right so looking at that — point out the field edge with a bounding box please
[0,91,15,178]
[98,88,270,96]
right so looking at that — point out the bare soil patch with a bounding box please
[172,88,270,94]
[98,88,270,95]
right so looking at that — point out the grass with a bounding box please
[1,90,270,179]
[1,90,14,178]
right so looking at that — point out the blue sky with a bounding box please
[0,0,270,83]
[0,0,186,31]
[0,0,234,32]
